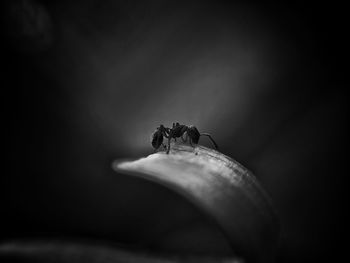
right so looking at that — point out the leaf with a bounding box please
[113,143,280,263]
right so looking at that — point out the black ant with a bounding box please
[151,122,218,154]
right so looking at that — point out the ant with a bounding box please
[151,122,218,154]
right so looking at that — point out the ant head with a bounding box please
[158,124,165,130]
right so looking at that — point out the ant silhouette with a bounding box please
[151,122,218,154]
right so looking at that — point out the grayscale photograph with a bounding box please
[1,1,346,262]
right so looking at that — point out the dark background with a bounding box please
[2,0,347,262]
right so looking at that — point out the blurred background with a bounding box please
[2,0,347,262]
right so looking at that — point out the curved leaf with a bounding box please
[113,143,279,263]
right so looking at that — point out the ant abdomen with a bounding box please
[151,131,163,149]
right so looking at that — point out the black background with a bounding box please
[2,1,347,262]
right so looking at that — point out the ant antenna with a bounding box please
[200,133,219,150]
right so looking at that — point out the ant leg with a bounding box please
[163,131,169,139]
[166,137,171,154]
[189,137,193,147]
[181,132,188,143]
[200,133,219,150]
